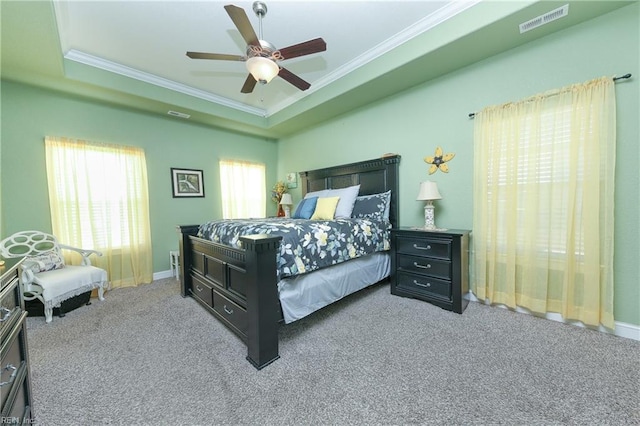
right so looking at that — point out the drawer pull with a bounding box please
[0,307,11,322]
[0,364,17,387]
[413,244,431,250]
[195,285,203,292]
[223,305,234,315]
[413,280,431,288]
[413,262,431,269]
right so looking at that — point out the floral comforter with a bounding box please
[197,218,390,279]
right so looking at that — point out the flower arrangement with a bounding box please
[271,180,288,204]
[271,180,288,217]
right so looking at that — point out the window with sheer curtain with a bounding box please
[45,136,153,288]
[472,77,616,329]
[219,159,266,219]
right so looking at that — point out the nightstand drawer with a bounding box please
[396,236,451,259]
[397,254,451,280]
[396,271,451,301]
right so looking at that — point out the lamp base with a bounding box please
[424,203,436,230]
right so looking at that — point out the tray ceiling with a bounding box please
[2,1,633,137]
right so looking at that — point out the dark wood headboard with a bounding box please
[299,155,401,229]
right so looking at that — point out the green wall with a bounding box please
[277,4,639,326]
[0,82,278,272]
[1,4,637,327]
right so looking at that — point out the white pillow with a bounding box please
[325,184,360,219]
[304,189,329,199]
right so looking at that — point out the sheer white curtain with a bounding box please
[45,137,153,288]
[472,77,616,329]
[219,159,266,219]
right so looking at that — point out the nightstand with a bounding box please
[390,227,470,314]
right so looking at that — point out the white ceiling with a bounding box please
[53,0,477,117]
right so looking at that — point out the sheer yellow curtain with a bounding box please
[472,77,616,329]
[219,159,266,219]
[45,137,153,288]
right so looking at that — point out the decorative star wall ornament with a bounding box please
[424,146,455,174]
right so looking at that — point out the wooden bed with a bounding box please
[177,155,400,369]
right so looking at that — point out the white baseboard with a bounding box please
[613,321,640,341]
[468,292,640,342]
[153,269,174,281]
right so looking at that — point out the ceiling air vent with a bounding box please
[167,110,191,119]
[519,4,569,34]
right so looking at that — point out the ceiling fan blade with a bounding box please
[224,4,259,47]
[278,67,311,91]
[277,38,326,60]
[186,52,245,61]
[241,74,257,94]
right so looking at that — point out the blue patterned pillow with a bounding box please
[351,190,391,221]
[293,196,318,219]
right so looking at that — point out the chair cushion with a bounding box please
[33,265,107,308]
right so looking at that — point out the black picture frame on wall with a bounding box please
[171,168,204,198]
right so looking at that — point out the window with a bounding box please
[45,136,153,287]
[472,77,616,329]
[485,106,585,257]
[219,160,266,219]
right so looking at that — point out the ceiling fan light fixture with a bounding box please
[246,56,279,84]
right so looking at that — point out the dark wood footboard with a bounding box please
[177,225,282,369]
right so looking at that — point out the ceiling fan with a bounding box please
[186,1,327,94]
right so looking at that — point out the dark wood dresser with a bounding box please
[391,228,470,314]
[1,258,34,423]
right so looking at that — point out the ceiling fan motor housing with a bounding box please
[247,40,279,59]
[252,1,268,17]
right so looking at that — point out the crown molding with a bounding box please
[265,0,481,114]
[64,50,267,117]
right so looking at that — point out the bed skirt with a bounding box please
[278,252,390,323]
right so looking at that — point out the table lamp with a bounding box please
[416,181,442,230]
[279,193,293,218]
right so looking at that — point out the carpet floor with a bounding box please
[26,278,640,425]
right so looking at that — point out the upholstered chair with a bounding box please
[0,231,108,323]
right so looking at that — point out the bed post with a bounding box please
[240,234,282,370]
[176,225,199,298]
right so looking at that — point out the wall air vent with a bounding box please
[519,4,569,34]
[167,110,191,119]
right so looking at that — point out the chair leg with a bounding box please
[98,286,105,301]
[44,306,53,323]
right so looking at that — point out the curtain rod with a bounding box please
[468,73,632,119]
